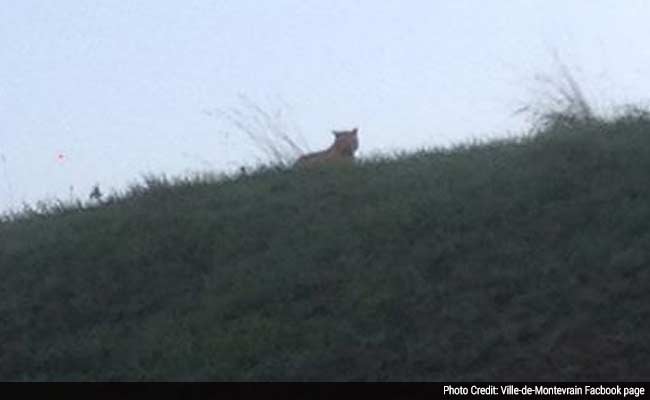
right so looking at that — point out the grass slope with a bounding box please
[2,113,650,381]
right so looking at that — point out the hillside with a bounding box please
[2,112,650,381]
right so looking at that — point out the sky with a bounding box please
[3,1,650,214]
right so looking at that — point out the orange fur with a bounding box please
[295,128,359,167]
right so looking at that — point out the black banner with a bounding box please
[2,382,649,400]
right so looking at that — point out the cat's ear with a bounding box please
[332,130,341,137]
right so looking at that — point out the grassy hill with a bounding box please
[2,111,650,381]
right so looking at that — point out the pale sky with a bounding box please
[3,1,650,214]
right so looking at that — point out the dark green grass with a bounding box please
[2,111,650,381]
